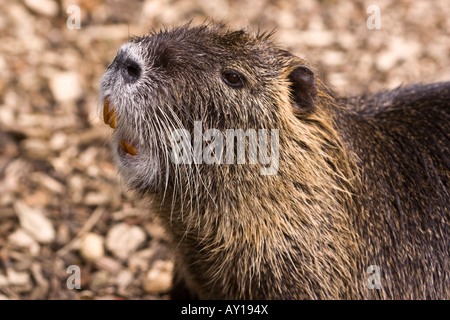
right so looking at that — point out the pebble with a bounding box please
[8,228,40,255]
[84,192,111,206]
[322,50,346,67]
[49,132,68,151]
[89,270,111,291]
[31,172,65,194]
[20,138,49,158]
[49,71,83,103]
[7,269,30,287]
[376,37,421,72]
[128,248,155,273]
[94,256,123,273]
[144,222,168,241]
[14,201,55,244]
[115,270,133,288]
[24,0,59,17]
[80,233,105,262]
[105,223,146,260]
[143,260,173,294]
[0,275,8,288]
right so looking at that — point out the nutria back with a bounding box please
[338,82,450,299]
[99,24,449,299]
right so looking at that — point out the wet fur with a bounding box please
[100,25,449,299]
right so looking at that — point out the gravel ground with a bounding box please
[0,0,449,300]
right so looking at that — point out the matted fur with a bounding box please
[99,24,449,299]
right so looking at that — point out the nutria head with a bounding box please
[99,24,324,196]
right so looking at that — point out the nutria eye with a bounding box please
[222,70,244,88]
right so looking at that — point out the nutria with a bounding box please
[99,24,449,299]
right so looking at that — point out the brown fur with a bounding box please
[99,24,449,299]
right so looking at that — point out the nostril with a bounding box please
[121,59,141,83]
[127,64,140,78]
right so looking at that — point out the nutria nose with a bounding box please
[120,58,141,83]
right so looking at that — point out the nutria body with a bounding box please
[99,25,449,299]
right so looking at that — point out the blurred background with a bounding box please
[0,0,449,299]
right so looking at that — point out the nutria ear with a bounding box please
[288,65,317,113]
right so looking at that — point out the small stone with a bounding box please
[143,260,173,294]
[78,290,95,300]
[89,270,111,291]
[7,269,30,286]
[80,233,105,262]
[21,138,49,158]
[9,228,37,247]
[128,248,155,273]
[49,131,67,151]
[14,201,55,244]
[49,72,82,103]
[56,224,70,246]
[24,0,59,17]
[84,192,110,206]
[376,37,420,72]
[29,263,49,299]
[144,222,168,241]
[0,275,8,287]
[115,270,133,288]
[281,30,333,47]
[8,228,40,255]
[94,256,122,274]
[106,223,146,260]
[322,50,345,67]
[25,190,51,207]
[31,172,65,194]
[328,73,349,90]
